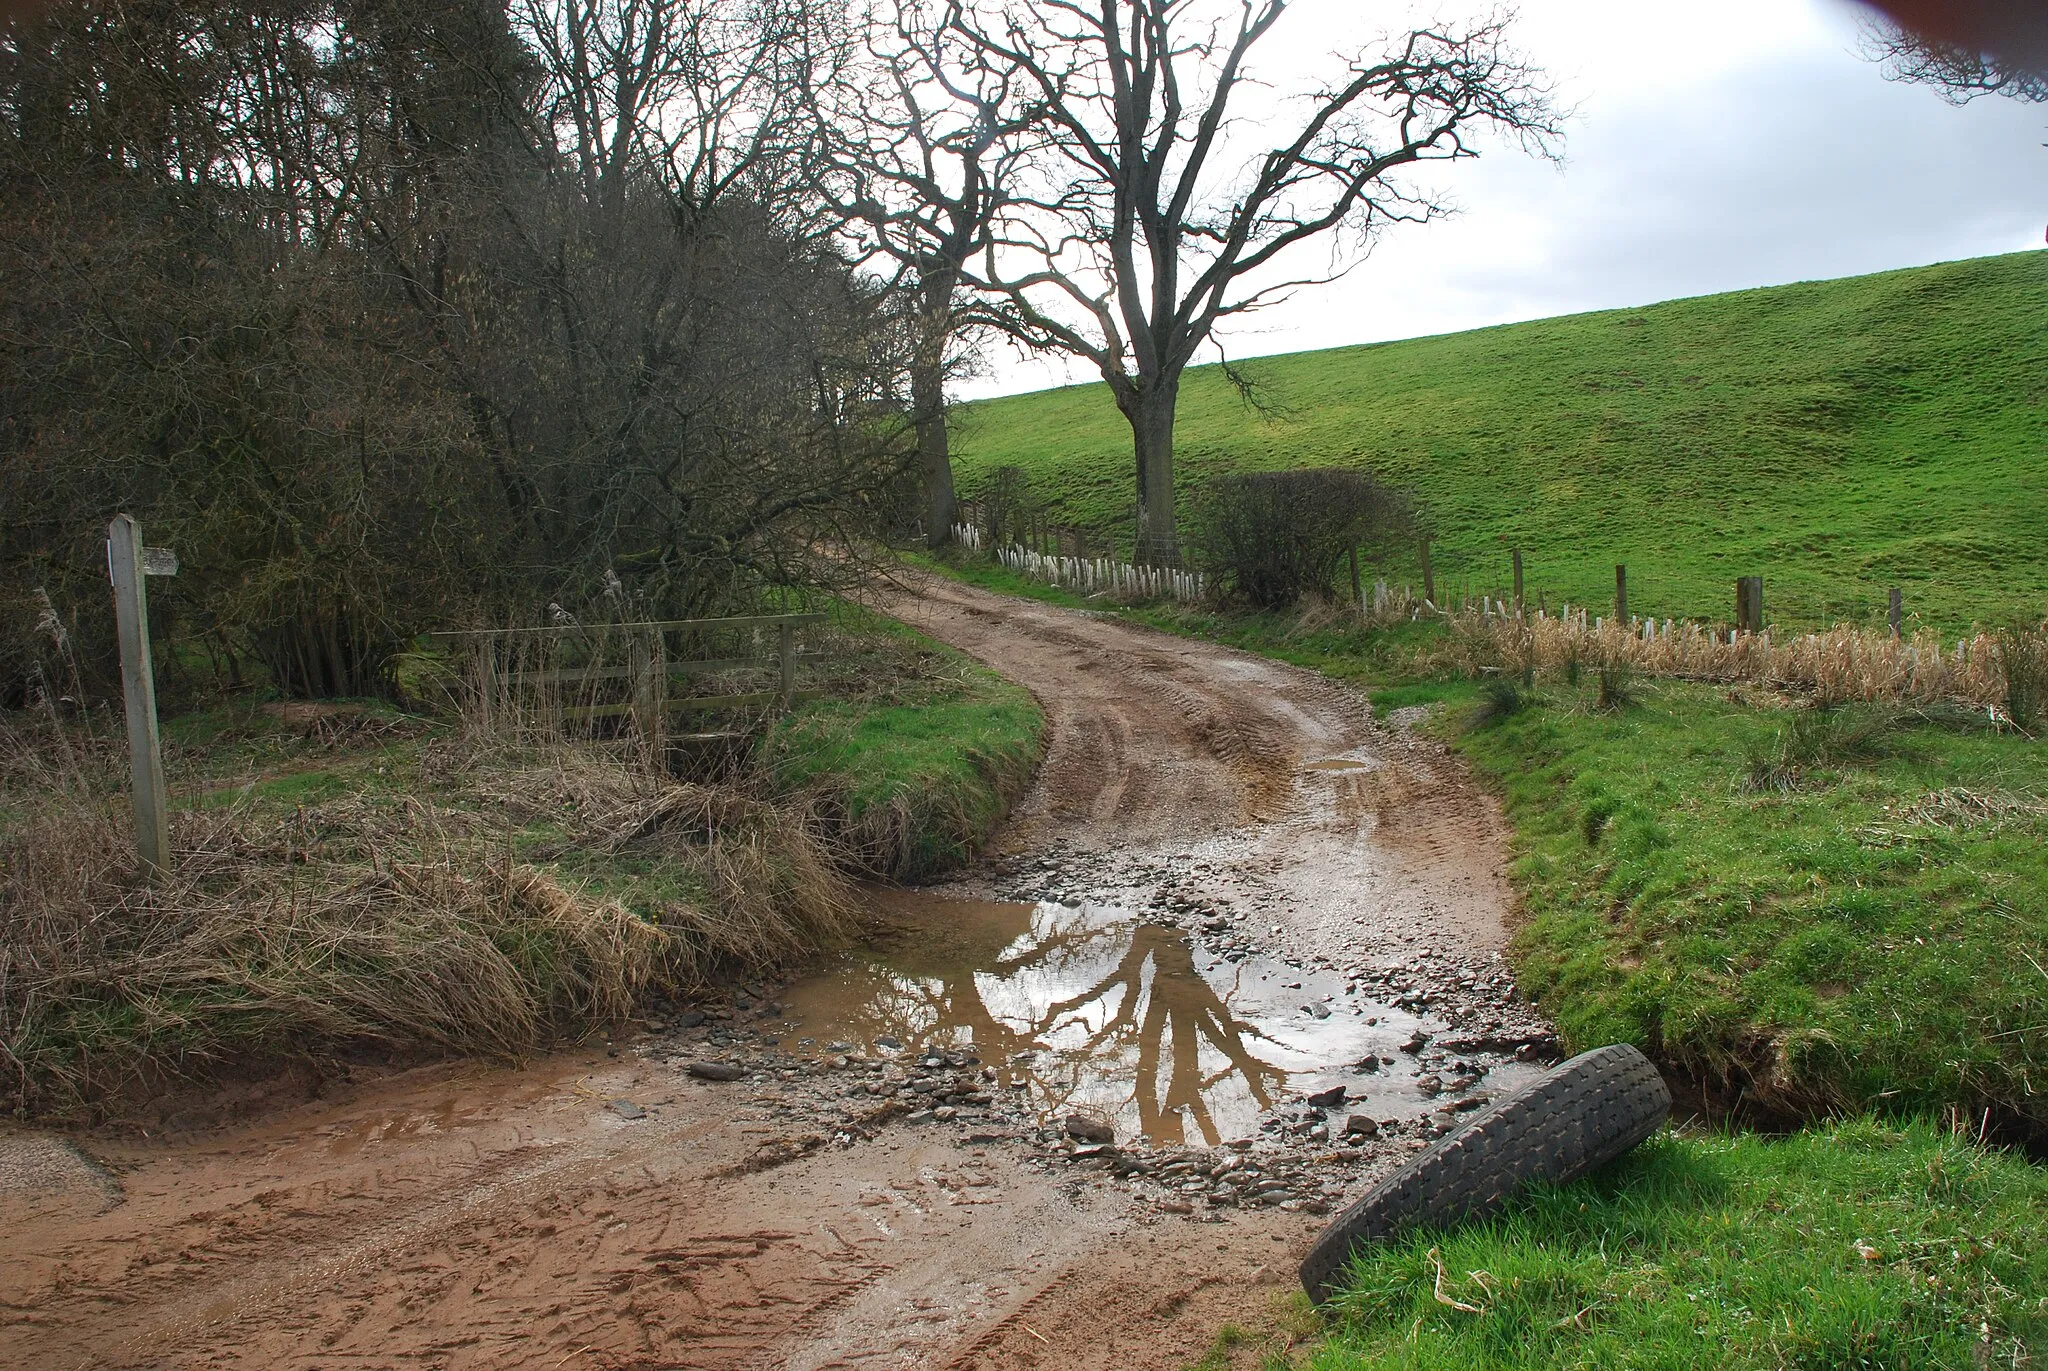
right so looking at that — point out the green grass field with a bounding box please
[956,249,2048,632]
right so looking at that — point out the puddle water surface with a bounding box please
[782,889,1529,1146]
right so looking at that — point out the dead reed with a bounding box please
[1435,605,2035,714]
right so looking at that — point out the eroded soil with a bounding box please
[2,575,1548,1369]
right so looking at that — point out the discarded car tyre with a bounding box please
[1299,1043,1670,1304]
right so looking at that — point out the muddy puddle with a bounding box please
[781,889,1547,1147]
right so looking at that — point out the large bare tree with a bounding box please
[950,0,1558,564]
[804,4,1048,547]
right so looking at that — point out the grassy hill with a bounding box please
[955,250,2048,631]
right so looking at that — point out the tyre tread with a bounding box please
[1299,1044,1671,1302]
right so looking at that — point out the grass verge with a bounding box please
[1307,1120,2048,1371]
[1459,682,2048,1131]
[763,608,1044,880]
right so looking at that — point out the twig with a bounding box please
[1428,1246,1485,1314]
[1021,1323,1050,1344]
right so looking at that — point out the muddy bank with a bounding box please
[2,575,1543,1368]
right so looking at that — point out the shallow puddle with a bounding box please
[781,889,1529,1147]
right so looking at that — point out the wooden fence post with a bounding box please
[107,514,171,881]
[1349,545,1363,609]
[1419,539,1435,606]
[629,626,667,756]
[1736,576,1764,633]
[1615,564,1628,624]
[777,622,796,706]
[1511,549,1524,614]
[1889,586,1903,639]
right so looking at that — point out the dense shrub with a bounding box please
[1192,468,1419,609]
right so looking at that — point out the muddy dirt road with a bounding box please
[3,577,1546,1370]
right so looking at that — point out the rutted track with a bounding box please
[1,575,1535,1369]
[880,573,1518,961]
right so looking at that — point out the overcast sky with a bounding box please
[962,0,2046,399]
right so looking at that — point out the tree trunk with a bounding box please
[1129,380,1181,566]
[913,269,959,549]
[911,353,957,549]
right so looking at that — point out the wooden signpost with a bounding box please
[107,514,176,881]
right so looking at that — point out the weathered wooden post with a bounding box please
[1889,586,1903,639]
[1735,576,1764,633]
[1511,549,1524,614]
[1615,564,1628,625]
[107,514,172,881]
[473,636,498,733]
[629,625,667,756]
[777,621,796,706]
[1419,539,1435,606]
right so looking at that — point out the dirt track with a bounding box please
[2,576,1531,1370]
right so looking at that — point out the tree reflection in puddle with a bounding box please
[784,889,1378,1145]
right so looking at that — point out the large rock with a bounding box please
[688,1061,747,1082]
[1064,1113,1114,1144]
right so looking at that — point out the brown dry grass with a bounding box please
[1433,605,2036,713]
[0,717,858,1118]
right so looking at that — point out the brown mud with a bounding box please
[2,575,1546,1369]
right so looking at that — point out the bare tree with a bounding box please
[805,3,1048,547]
[514,0,830,223]
[949,0,1558,564]
[1859,16,2048,104]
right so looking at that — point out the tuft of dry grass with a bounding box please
[1997,624,2048,729]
